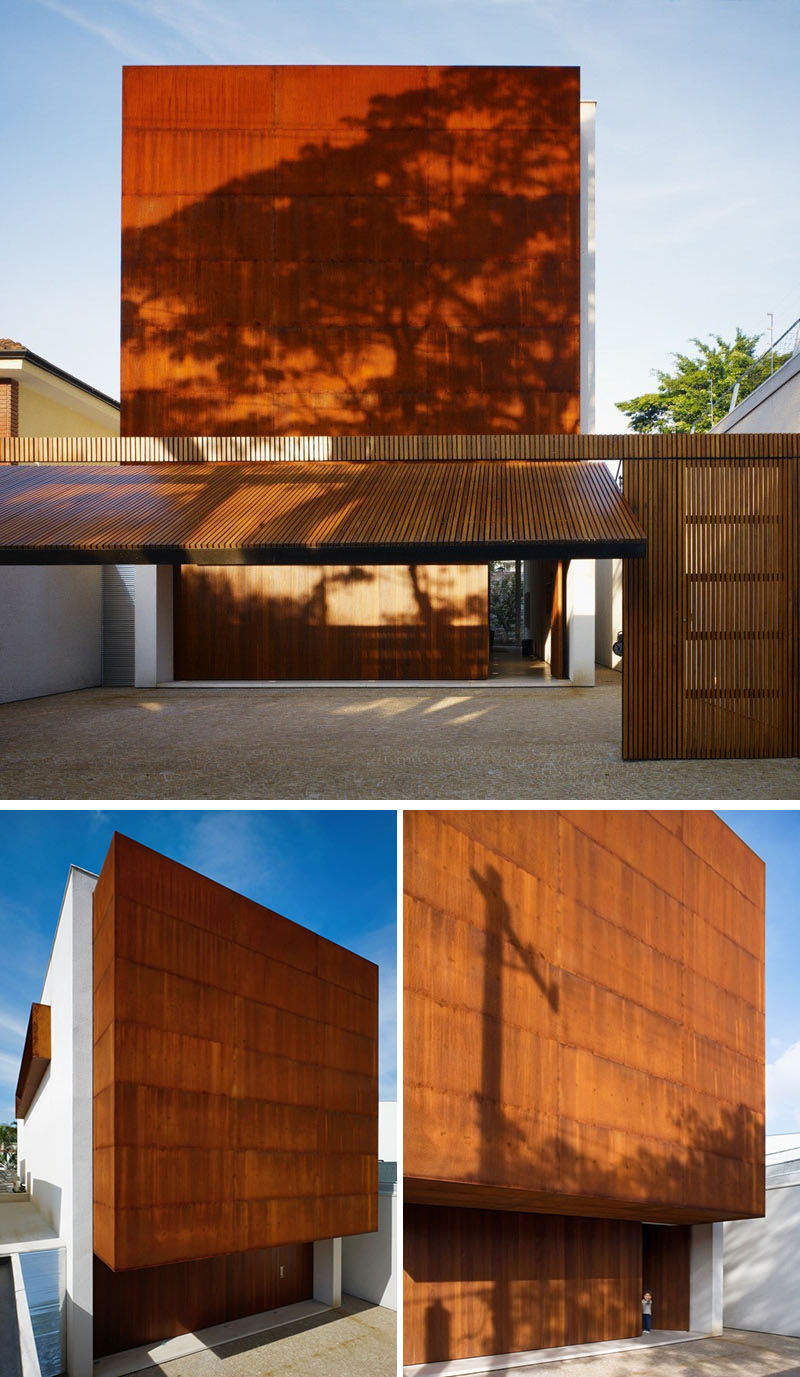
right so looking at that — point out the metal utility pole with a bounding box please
[769,312,775,374]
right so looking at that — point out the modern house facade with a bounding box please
[0,65,798,761]
[12,833,379,1376]
[403,809,765,1366]
[1,64,613,692]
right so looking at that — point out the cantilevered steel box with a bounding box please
[93,833,378,1274]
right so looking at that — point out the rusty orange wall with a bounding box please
[121,65,580,436]
[404,810,764,1223]
[94,833,378,1271]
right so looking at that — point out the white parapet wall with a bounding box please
[0,567,102,703]
[17,867,97,1377]
[724,1168,800,1336]
[713,349,800,434]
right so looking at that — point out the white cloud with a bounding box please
[767,1041,800,1132]
[0,1011,27,1041]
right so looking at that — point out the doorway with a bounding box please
[489,559,568,680]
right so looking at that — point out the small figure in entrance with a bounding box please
[642,1291,653,1333]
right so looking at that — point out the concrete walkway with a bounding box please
[487,1329,800,1376]
[123,1295,395,1377]
[2,679,800,799]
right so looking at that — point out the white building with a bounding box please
[712,328,800,434]
[724,1135,800,1337]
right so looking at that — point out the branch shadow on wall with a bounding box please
[174,562,488,679]
[121,67,580,436]
[405,861,763,1364]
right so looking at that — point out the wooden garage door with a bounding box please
[174,563,489,679]
[623,453,796,759]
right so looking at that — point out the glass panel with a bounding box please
[19,1249,65,1377]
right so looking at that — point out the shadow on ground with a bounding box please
[2,678,800,799]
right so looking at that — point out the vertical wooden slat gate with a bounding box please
[624,442,798,760]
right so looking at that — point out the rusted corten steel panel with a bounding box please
[404,810,765,1225]
[94,1242,312,1357]
[93,833,378,1272]
[175,564,489,679]
[623,450,799,760]
[120,65,580,436]
[0,459,645,563]
[404,1205,641,1364]
[15,1004,51,1119]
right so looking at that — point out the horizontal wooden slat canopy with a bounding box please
[0,459,646,563]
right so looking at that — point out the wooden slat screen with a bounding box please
[3,433,799,463]
[624,446,799,760]
[404,1204,642,1364]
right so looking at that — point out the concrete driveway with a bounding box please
[2,679,800,799]
[498,1329,800,1376]
[125,1295,395,1377]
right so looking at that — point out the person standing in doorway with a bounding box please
[642,1291,653,1333]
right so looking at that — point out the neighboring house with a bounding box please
[0,339,119,439]
[403,810,765,1367]
[0,341,120,706]
[724,1134,800,1337]
[8,834,381,1377]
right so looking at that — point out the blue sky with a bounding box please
[3,0,800,429]
[0,809,397,1121]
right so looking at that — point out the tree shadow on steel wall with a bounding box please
[406,861,763,1364]
[174,564,488,679]
[122,67,580,436]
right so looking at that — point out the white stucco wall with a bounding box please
[342,1189,397,1311]
[378,1101,397,1164]
[133,565,173,686]
[713,350,800,434]
[724,1177,800,1336]
[690,1222,723,1334]
[566,559,595,685]
[17,868,96,1377]
[0,567,102,703]
[580,100,596,437]
[594,557,622,671]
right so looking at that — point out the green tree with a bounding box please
[490,561,517,641]
[0,1123,17,1172]
[616,329,790,433]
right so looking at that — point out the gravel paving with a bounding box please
[495,1329,800,1376]
[124,1295,395,1377]
[2,679,800,800]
